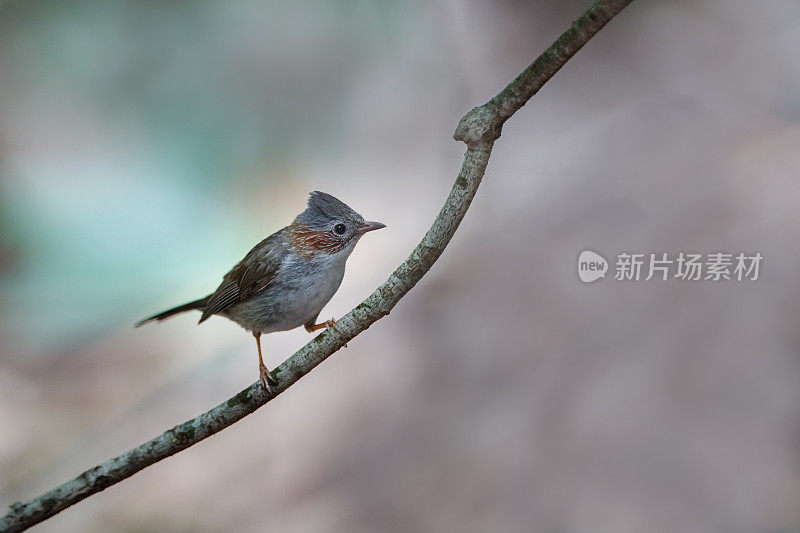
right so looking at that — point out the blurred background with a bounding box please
[1,0,799,531]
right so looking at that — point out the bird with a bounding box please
[136,191,386,393]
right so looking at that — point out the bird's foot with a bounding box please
[259,363,278,394]
[324,318,347,347]
[305,317,347,346]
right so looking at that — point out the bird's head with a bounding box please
[288,191,385,259]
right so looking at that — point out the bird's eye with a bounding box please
[333,223,347,235]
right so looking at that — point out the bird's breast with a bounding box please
[280,257,345,323]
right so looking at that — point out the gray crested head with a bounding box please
[289,191,386,260]
[297,191,364,230]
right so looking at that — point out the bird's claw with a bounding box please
[325,318,347,347]
[259,363,278,394]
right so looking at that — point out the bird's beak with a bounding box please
[359,221,386,234]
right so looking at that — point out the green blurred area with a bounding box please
[0,0,422,350]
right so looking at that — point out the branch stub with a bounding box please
[453,104,503,146]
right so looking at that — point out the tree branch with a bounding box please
[0,1,632,531]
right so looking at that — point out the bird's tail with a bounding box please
[135,297,208,327]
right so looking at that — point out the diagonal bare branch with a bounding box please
[0,1,632,531]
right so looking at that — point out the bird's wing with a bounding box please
[200,230,288,322]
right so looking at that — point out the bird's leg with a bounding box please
[254,332,277,392]
[304,318,347,347]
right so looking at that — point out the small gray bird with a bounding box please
[136,191,386,392]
